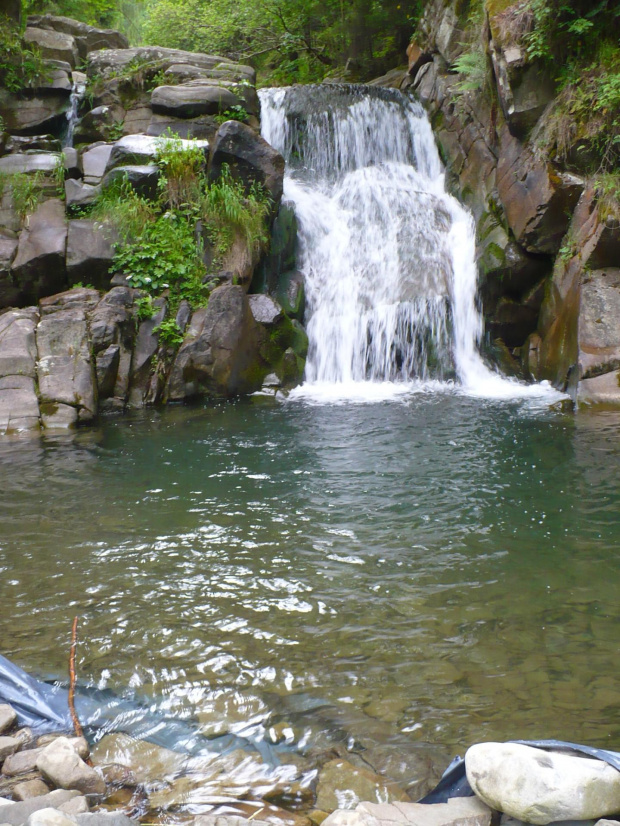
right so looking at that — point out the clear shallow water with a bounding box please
[1,395,619,794]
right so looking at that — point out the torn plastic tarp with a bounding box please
[419,740,620,803]
[0,653,274,762]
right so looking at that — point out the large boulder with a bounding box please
[36,303,97,425]
[465,742,620,824]
[87,47,225,79]
[150,84,239,118]
[0,229,20,309]
[37,737,105,796]
[23,27,79,68]
[27,15,128,59]
[11,199,68,303]
[0,90,70,137]
[104,134,209,173]
[89,287,137,406]
[101,164,160,200]
[489,43,555,138]
[0,153,61,175]
[167,284,266,399]
[0,308,41,434]
[80,143,113,184]
[209,121,285,206]
[127,297,166,407]
[66,220,117,289]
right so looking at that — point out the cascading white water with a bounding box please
[63,74,86,148]
[259,85,559,401]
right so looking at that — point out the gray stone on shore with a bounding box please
[35,737,89,762]
[37,738,105,797]
[0,736,20,761]
[57,798,89,816]
[3,748,45,777]
[321,798,492,826]
[13,779,52,801]
[465,742,620,825]
[0,706,17,735]
[0,791,80,825]
[26,808,77,826]
[36,307,97,424]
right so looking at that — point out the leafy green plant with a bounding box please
[452,50,487,93]
[154,317,184,347]
[91,176,158,239]
[0,16,49,93]
[11,172,43,221]
[108,120,125,141]
[135,294,156,320]
[113,211,205,294]
[214,104,250,125]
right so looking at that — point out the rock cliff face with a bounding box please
[0,15,306,434]
[381,0,619,405]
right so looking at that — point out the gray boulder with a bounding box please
[0,791,80,826]
[105,134,209,173]
[2,746,45,775]
[12,779,52,801]
[151,84,239,118]
[0,90,69,136]
[23,28,79,68]
[248,294,283,326]
[127,297,166,407]
[11,199,67,303]
[37,738,105,796]
[66,220,117,289]
[26,809,76,826]
[0,307,38,378]
[89,287,137,405]
[27,14,128,59]
[0,374,40,434]
[167,284,265,399]
[36,306,97,425]
[101,165,160,200]
[465,742,620,825]
[0,229,20,309]
[80,143,113,184]
[147,114,218,141]
[0,704,17,734]
[64,180,101,210]
[39,287,101,317]
[63,147,80,180]
[0,153,61,175]
[0,735,19,760]
[73,106,122,144]
[209,121,285,206]
[87,47,225,79]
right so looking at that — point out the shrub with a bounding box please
[0,16,48,93]
[11,172,44,221]
[155,132,205,210]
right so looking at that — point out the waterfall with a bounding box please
[63,73,86,149]
[259,85,558,401]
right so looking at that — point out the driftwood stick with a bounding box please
[68,616,83,738]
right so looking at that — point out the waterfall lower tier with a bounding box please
[260,85,559,402]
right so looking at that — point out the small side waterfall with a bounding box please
[63,73,86,148]
[260,85,542,400]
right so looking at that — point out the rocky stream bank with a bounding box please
[0,14,306,435]
[0,699,619,826]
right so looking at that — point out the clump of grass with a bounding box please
[594,173,620,223]
[155,132,205,210]
[11,172,44,222]
[201,166,271,259]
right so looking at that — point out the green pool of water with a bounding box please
[0,393,618,795]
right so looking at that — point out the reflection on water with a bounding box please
[0,396,619,806]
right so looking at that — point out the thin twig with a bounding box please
[68,616,83,739]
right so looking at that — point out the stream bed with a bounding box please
[1,392,619,809]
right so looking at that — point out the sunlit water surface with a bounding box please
[0,395,619,805]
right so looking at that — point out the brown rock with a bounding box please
[497,127,584,254]
[315,759,409,813]
[12,779,51,801]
